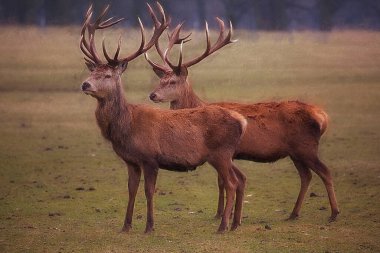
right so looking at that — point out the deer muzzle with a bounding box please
[81,82,91,91]
[149,92,157,101]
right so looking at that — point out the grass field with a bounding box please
[0,26,379,252]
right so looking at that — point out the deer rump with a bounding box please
[211,101,328,163]
[104,105,245,173]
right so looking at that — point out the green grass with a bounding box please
[0,26,379,252]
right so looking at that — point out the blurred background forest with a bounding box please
[1,0,380,30]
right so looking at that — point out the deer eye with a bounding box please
[105,74,112,79]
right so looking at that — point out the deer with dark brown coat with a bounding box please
[145,20,340,221]
[79,4,248,233]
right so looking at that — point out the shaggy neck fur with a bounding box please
[95,80,132,143]
[170,80,206,110]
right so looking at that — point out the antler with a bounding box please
[80,4,124,66]
[162,17,237,71]
[145,23,191,72]
[80,2,170,67]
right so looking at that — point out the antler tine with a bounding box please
[178,40,184,69]
[147,2,165,61]
[119,17,146,62]
[228,20,239,43]
[102,38,112,63]
[177,32,192,44]
[164,49,176,70]
[118,2,169,63]
[80,8,97,63]
[169,23,192,46]
[84,4,93,24]
[144,2,170,50]
[213,17,226,45]
[144,52,168,72]
[147,3,159,28]
[182,18,237,68]
[155,37,166,62]
[163,23,185,71]
[209,18,237,54]
[94,4,110,27]
[167,23,186,49]
[91,4,124,30]
[181,21,211,68]
[146,20,192,72]
[114,36,122,61]
[154,23,191,63]
[155,1,171,30]
[89,33,102,64]
[99,17,125,29]
[80,35,96,64]
[84,57,94,65]
[102,35,123,66]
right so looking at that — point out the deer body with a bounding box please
[151,75,339,221]
[79,4,248,233]
[153,78,327,163]
[83,66,247,233]
[95,92,245,173]
[145,20,340,221]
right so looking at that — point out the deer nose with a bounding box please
[149,93,157,101]
[81,82,91,91]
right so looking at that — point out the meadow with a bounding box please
[0,26,379,252]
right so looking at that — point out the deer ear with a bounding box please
[119,62,128,73]
[117,62,128,74]
[85,62,96,72]
[153,67,166,78]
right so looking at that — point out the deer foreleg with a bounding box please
[122,163,142,232]
[143,165,158,233]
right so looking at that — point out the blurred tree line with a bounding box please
[0,0,379,30]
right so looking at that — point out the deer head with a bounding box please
[80,3,169,99]
[145,18,236,103]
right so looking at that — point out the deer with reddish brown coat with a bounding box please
[79,4,247,233]
[145,19,340,221]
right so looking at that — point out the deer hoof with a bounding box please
[120,225,131,233]
[216,228,227,234]
[328,214,338,223]
[286,213,299,221]
[217,224,228,233]
[230,223,239,231]
[144,227,154,234]
[328,210,340,222]
[214,213,223,220]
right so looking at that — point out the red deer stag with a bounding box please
[79,4,248,233]
[144,20,340,222]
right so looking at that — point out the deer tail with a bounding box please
[228,110,248,136]
[311,108,329,135]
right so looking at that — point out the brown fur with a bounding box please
[81,64,248,233]
[149,69,340,221]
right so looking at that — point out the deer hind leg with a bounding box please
[209,157,238,233]
[122,163,142,232]
[288,158,312,220]
[142,164,158,233]
[215,175,225,219]
[306,156,340,222]
[231,164,246,231]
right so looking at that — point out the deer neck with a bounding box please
[95,83,132,142]
[170,80,205,110]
